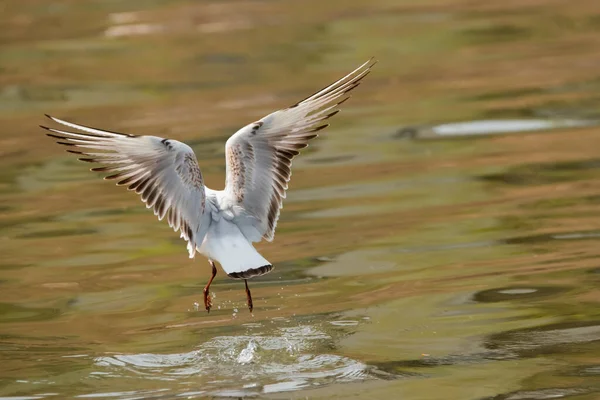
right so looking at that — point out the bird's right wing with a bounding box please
[41,115,210,258]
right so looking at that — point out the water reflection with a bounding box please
[484,387,594,400]
[397,118,597,139]
[473,286,567,303]
[3,0,600,398]
[486,321,600,356]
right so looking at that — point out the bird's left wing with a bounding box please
[223,59,376,242]
[41,115,210,257]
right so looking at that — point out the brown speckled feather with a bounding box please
[224,58,376,241]
[41,115,210,257]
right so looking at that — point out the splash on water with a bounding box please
[236,340,257,364]
[92,322,385,397]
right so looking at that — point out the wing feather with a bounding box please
[224,59,376,241]
[41,115,210,257]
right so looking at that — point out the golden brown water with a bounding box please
[2,1,600,399]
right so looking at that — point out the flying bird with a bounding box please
[41,59,376,313]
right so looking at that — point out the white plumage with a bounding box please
[42,59,376,311]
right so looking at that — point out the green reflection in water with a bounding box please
[2,0,600,399]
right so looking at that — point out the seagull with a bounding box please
[41,59,376,313]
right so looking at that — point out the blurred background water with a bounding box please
[1,0,600,399]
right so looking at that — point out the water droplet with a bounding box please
[284,337,295,355]
[237,340,257,364]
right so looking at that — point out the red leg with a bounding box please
[203,260,217,312]
[245,279,253,313]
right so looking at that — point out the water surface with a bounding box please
[2,0,600,399]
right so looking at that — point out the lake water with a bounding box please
[2,1,600,399]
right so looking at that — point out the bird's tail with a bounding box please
[203,219,273,279]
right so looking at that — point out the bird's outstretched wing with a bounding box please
[224,58,376,241]
[41,115,210,257]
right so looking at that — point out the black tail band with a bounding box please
[227,264,273,279]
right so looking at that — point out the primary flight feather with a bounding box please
[41,59,376,312]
